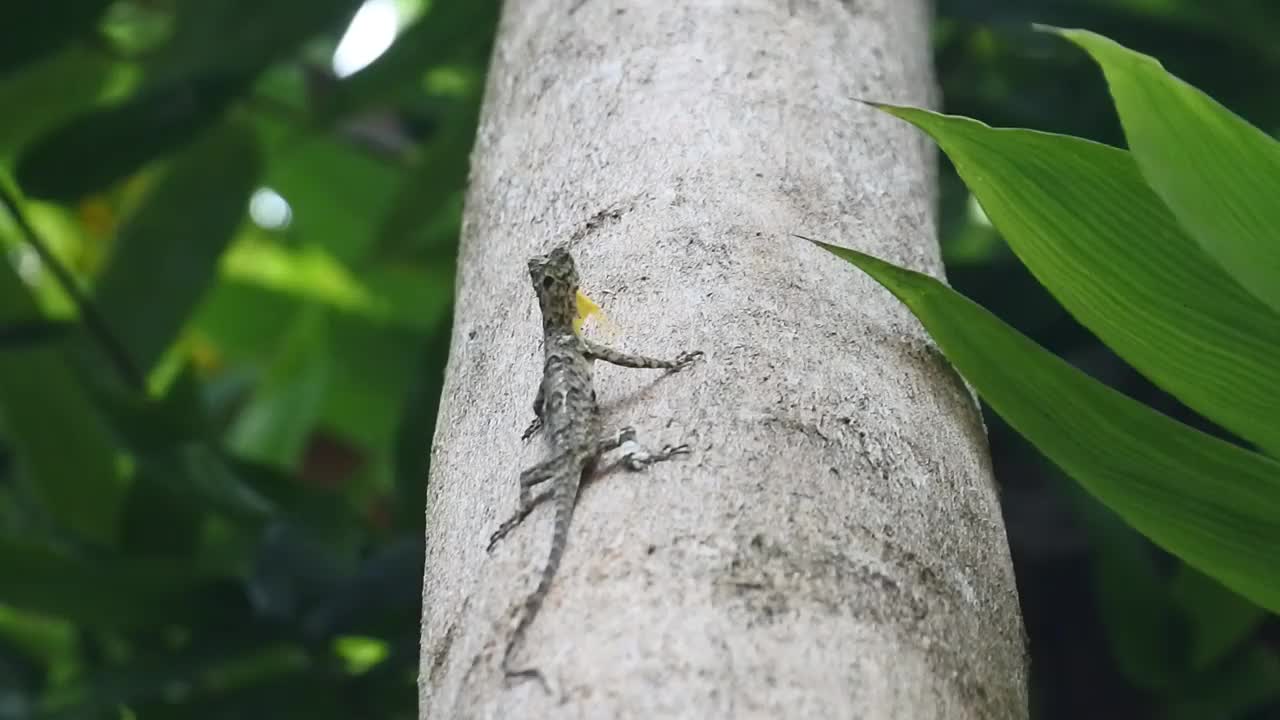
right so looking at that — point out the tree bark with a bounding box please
[420,1,1028,718]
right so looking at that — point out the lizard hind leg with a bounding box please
[486,453,569,552]
[499,448,589,694]
[521,383,545,441]
[487,487,552,553]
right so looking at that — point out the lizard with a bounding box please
[486,244,702,690]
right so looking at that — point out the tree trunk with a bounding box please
[419,1,1028,718]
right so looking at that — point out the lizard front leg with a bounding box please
[618,440,692,470]
[521,381,546,441]
[583,339,702,371]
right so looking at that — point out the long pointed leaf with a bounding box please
[877,106,1280,452]
[807,239,1280,613]
[0,243,125,544]
[1052,28,1280,315]
[93,122,261,372]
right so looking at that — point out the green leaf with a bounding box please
[805,239,1280,614]
[52,641,312,718]
[15,75,249,201]
[876,106,1280,452]
[227,306,332,470]
[0,259,125,545]
[90,367,278,526]
[1170,565,1266,670]
[373,101,477,259]
[0,535,201,627]
[1073,489,1183,691]
[0,0,113,74]
[0,48,114,164]
[83,365,208,452]
[120,466,203,558]
[320,318,423,452]
[1048,28,1280,315]
[15,0,363,201]
[92,122,262,372]
[215,239,456,331]
[256,119,400,262]
[1166,647,1280,720]
[157,0,361,82]
[192,281,303,364]
[0,605,76,676]
[220,240,390,319]
[136,444,276,524]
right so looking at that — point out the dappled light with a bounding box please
[332,0,401,78]
[249,186,293,230]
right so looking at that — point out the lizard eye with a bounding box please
[541,276,555,290]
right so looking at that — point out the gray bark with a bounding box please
[420,1,1028,718]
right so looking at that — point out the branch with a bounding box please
[0,183,145,390]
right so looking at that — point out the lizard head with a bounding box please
[528,245,580,330]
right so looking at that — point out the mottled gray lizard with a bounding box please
[486,244,701,689]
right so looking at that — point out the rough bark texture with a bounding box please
[420,1,1028,718]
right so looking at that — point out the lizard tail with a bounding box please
[502,462,583,687]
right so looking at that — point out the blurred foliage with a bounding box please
[0,0,495,717]
[0,0,1274,718]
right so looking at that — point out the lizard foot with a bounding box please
[487,509,531,552]
[520,417,543,441]
[672,350,704,370]
[621,442,691,471]
[505,667,550,694]
[486,528,508,553]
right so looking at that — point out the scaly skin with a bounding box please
[487,245,701,690]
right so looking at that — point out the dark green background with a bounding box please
[0,1,1275,718]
